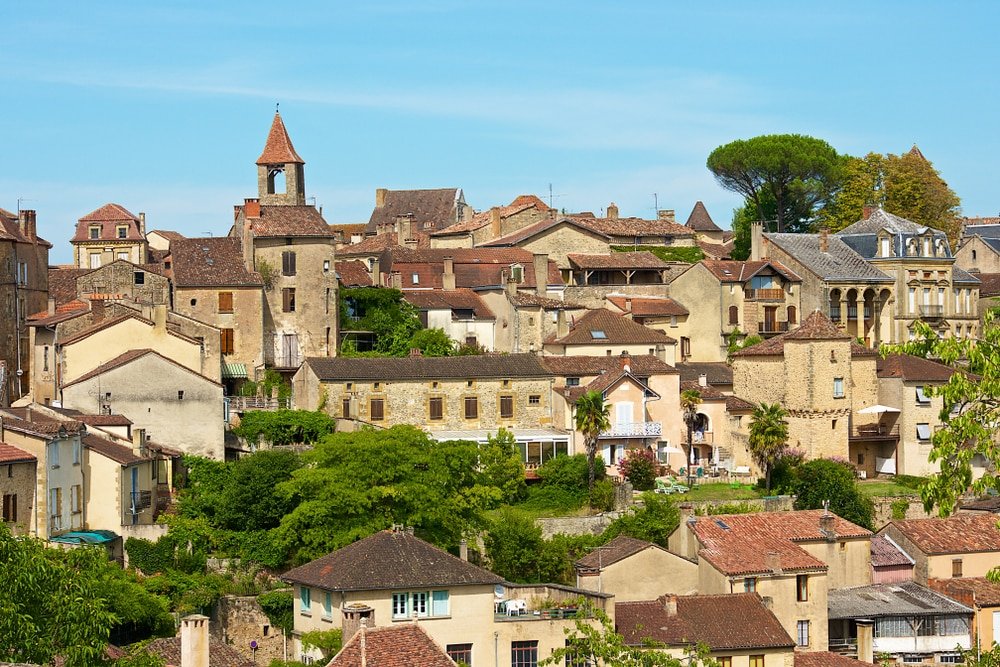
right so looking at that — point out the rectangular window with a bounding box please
[411,591,428,617]
[429,397,443,421]
[412,273,420,285]
[43,346,49,372]
[392,592,409,619]
[299,586,311,613]
[718,659,732,667]
[89,226,100,240]
[797,574,808,601]
[744,577,756,593]
[323,592,333,619]
[73,440,81,465]
[432,590,449,616]
[49,487,62,530]
[749,656,764,667]
[833,377,845,398]
[566,378,580,387]
[500,395,514,419]
[908,287,916,313]
[952,559,963,578]
[117,226,127,239]
[511,641,538,667]
[70,485,82,514]
[134,271,145,285]
[370,398,385,422]
[90,253,101,269]
[447,644,472,666]
[528,395,541,406]
[2,493,17,522]
[282,288,296,312]
[221,328,235,355]
[178,390,185,400]
[916,387,930,404]
[916,423,931,441]
[218,292,234,313]
[282,251,296,276]
[48,442,60,468]
[464,396,479,420]
[797,620,810,647]
[342,398,352,419]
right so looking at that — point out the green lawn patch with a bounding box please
[611,245,705,264]
[674,482,765,502]
[858,480,921,498]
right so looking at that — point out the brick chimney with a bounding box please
[766,551,783,575]
[18,210,37,240]
[397,216,412,243]
[244,198,261,218]
[620,351,631,374]
[371,259,381,286]
[460,539,469,562]
[698,373,707,388]
[657,209,676,223]
[443,257,456,291]
[750,222,764,261]
[862,205,874,220]
[375,188,388,208]
[138,212,146,237]
[180,614,210,667]
[819,506,837,541]
[490,207,502,238]
[533,254,549,297]
[819,227,829,253]
[662,594,678,615]
[47,297,56,316]
[90,297,106,322]
[607,203,619,220]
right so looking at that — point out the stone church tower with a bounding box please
[256,112,306,206]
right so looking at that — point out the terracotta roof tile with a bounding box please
[247,205,334,237]
[305,353,549,382]
[26,299,90,326]
[700,259,801,283]
[367,188,463,234]
[888,514,1000,554]
[675,362,733,386]
[338,231,431,257]
[680,381,727,401]
[145,635,254,667]
[929,576,1000,607]
[733,311,877,358]
[606,295,689,317]
[696,239,734,260]
[402,289,495,319]
[48,407,133,427]
[72,203,145,242]
[0,212,52,247]
[725,395,756,412]
[577,215,695,239]
[336,260,373,287]
[79,203,139,223]
[685,201,722,232]
[0,443,36,464]
[148,229,186,241]
[83,433,148,466]
[616,593,794,650]
[547,309,676,346]
[48,268,88,305]
[870,535,914,568]
[283,530,503,591]
[796,651,874,667]
[431,194,549,236]
[507,292,583,309]
[382,247,561,290]
[568,251,669,270]
[483,216,611,247]
[170,237,263,287]
[876,354,957,383]
[256,112,304,164]
[0,409,84,438]
[330,624,456,667]
[977,273,1000,297]
[575,536,655,570]
[540,354,677,378]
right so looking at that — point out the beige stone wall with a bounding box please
[211,595,285,664]
[2,430,84,538]
[565,284,676,311]
[174,286,266,371]
[75,261,169,305]
[880,378,947,477]
[423,309,496,352]
[799,538,871,589]
[84,450,157,533]
[0,235,50,402]
[74,240,147,269]
[576,547,699,600]
[544,341,676,364]
[667,264,728,362]
[517,225,611,270]
[0,459,36,535]
[927,552,998,581]
[955,236,1000,274]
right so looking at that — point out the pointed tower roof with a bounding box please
[685,201,722,232]
[256,112,304,165]
[908,144,928,162]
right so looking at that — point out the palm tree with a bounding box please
[748,402,789,491]
[680,389,702,487]
[574,390,611,494]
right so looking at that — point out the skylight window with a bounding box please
[590,330,607,339]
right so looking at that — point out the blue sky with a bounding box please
[3,2,998,263]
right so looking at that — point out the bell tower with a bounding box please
[256,111,306,206]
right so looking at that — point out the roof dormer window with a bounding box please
[510,264,524,283]
[89,226,100,240]
[879,235,891,258]
[117,226,127,239]
[923,236,931,257]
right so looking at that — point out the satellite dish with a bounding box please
[494,584,505,597]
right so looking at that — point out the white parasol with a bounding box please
[857,404,901,414]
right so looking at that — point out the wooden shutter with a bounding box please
[218,292,234,313]
[370,398,384,421]
[342,398,352,419]
[464,396,478,420]
[221,329,235,355]
[500,395,514,419]
[282,251,296,276]
[282,288,296,312]
[429,397,443,420]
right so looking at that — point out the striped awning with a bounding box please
[222,363,248,379]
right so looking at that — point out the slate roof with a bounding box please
[795,652,876,667]
[733,311,877,358]
[547,309,676,346]
[72,203,145,243]
[0,443,36,464]
[606,295,689,317]
[256,112,304,164]
[336,260,373,287]
[962,219,1000,233]
[402,289,495,319]
[953,267,982,285]
[169,237,263,288]
[887,513,1000,554]
[929,576,1000,607]
[305,353,549,382]
[615,593,794,650]
[828,581,972,620]
[877,354,956,383]
[685,201,722,232]
[675,362,733,386]
[330,624,456,667]
[870,535,914,568]
[701,259,801,283]
[765,233,893,282]
[838,208,933,237]
[83,433,148,465]
[367,188,462,234]
[283,530,504,591]
[575,536,656,571]
[247,205,334,237]
[145,635,254,667]
[961,496,1000,512]
[568,252,669,270]
[689,510,872,577]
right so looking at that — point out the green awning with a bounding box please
[222,363,248,379]
[50,530,118,545]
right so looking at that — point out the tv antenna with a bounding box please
[652,193,659,212]
[547,183,566,210]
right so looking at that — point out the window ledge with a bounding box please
[300,611,312,617]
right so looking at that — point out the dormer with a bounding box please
[877,231,894,258]
[906,238,919,257]
[509,263,524,283]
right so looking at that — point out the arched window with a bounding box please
[728,305,739,325]
[787,305,797,325]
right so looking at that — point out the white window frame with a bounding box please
[797,620,810,647]
[833,377,845,399]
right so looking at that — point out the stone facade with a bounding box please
[211,595,285,664]
[75,260,170,305]
[955,235,1000,274]
[0,456,36,535]
[575,545,699,601]
[174,286,265,380]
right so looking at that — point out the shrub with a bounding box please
[589,479,616,512]
[518,485,586,513]
[793,459,875,530]
[890,497,910,521]
[697,501,761,516]
[619,449,657,491]
[766,449,806,494]
[536,454,603,493]
[258,590,294,635]
[604,492,679,547]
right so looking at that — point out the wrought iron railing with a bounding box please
[600,421,662,438]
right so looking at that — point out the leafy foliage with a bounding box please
[792,459,874,530]
[618,448,657,491]
[604,492,680,547]
[484,508,600,585]
[258,590,294,635]
[233,410,335,448]
[575,391,611,495]
[681,389,702,483]
[611,245,705,264]
[588,479,617,512]
[536,453,605,495]
[339,287,456,357]
[479,428,527,505]
[238,369,291,400]
[747,403,789,491]
[301,629,343,660]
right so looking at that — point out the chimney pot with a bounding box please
[663,594,678,615]
[819,227,829,253]
[658,209,676,223]
[244,198,261,218]
[180,614,210,667]
[19,210,37,240]
[698,373,707,388]
[139,212,146,237]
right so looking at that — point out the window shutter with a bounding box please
[500,395,514,419]
[219,292,234,313]
[282,251,296,276]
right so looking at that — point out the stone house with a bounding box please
[616,593,795,667]
[878,514,1000,585]
[401,289,497,351]
[500,291,587,355]
[731,311,884,476]
[59,349,225,460]
[0,440,36,535]
[684,200,728,245]
[71,203,149,269]
[541,353,683,471]
[542,308,677,363]
[72,259,170,306]
[145,229,185,253]
[429,194,550,248]
[604,294,689,340]
[293,354,570,467]
[668,509,874,653]
[0,208,51,404]
[0,408,86,539]
[955,222,1000,274]
[574,535,699,601]
[366,187,472,236]
[929,576,1000,652]
[679,379,756,474]
[168,237,266,392]
[667,259,802,363]
[282,528,611,666]
[231,112,338,368]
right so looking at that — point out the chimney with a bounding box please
[153,304,167,332]
[342,605,373,645]
[409,348,423,357]
[375,188,388,208]
[766,551,783,575]
[18,210,37,240]
[406,525,415,536]
[47,297,56,316]
[460,539,469,562]
[391,272,402,289]
[662,594,678,615]
[819,227,829,253]
[180,614,210,667]
[548,207,556,220]
[90,297,106,322]
[620,351,631,374]
[698,373,707,388]
[856,619,875,663]
[443,257,456,291]
[819,508,837,541]
[505,277,518,298]
[490,207,502,239]
[131,428,146,455]
[750,222,764,261]
[862,206,874,221]
[398,216,412,243]
[657,209,676,223]
[624,297,632,313]
[556,310,569,338]
[533,253,549,297]
[371,258,381,286]
[244,198,261,218]
[607,203,619,220]
[138,212,146,237]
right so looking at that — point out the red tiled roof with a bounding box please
[507,292,583,309]
[48,267,88,305]
[576,535,656,570]
[576,215,695,239]
[0,442,36,464]
[256,112,304,164]
[685,201,722,232]
[72,203,144,243]
[616,593,794,650]
[482,216,612,247]
[382,247,562,290]
[402,289,495,319]
[547,309,676,346]
[978,273,1000,297]
[870,535,914,568]
[0,409,84,438]
[675,362,733,386]
[48,407,133,427]
[606,295,689,317]
[336,260,373,287]
[431,194,549,236]
[568,251,669,270]
[83,433,148,466]
[680,380,727,401]
[330,223,368,239]
[338,231,432,257]
[877,354,957,383]
[541,354,677,377]
[733,311,877,358]
[247,205,334,237]
[701,259,801,283]
[330,624,456,667]
[146,635,254,667]
[0,211,52,247]
[929,577,1000,607]
[726,395,756,412]
[169,237,263,288]
[796,651,874,667]
[148,229,186,241]
[697,239,734,260]
[79,203,139,223]
[26,299,90,326]
[888,513,1000,555]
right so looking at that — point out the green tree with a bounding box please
[405,328,456,357]
[707,134,843,233]
[301,629,344,661]
[485,508,600,585]
[793,459,874,530]
[575,390,611,495]
[680,389,702,487]
[233,410,335,448]
[258,590,294,635]
[478,428,527,506]
[603,492,680,547]
[747,403,789,491]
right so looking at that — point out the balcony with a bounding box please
[744,288,785,301]
[227,396,291,412]
[270,353,303,369]
[758,321,790,334]
[600,421,662,439]
[848,424,900,441]
[919,304,944,320]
